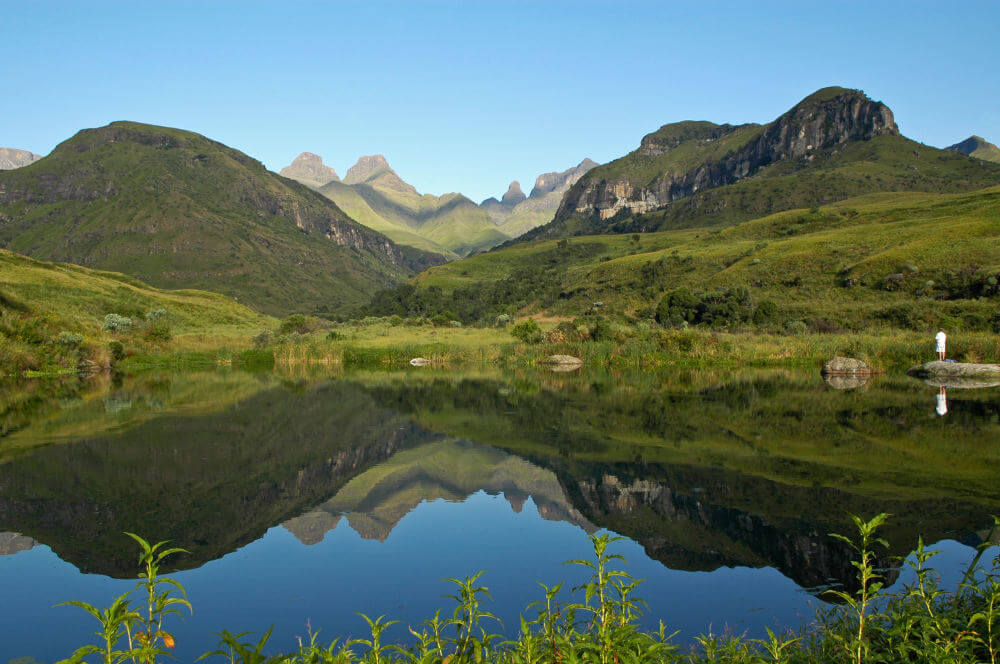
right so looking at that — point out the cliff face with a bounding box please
[556,88,899,223]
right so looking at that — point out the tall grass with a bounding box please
[57,515,1000,664]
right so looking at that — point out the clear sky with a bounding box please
[4,0,998,202]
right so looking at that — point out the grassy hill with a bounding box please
[366,185,1000,332]
[317,154,510,257]
[519,88,1000,241]
[0,122,442,316]
[0,249,268,375]
[947,135,1000,164]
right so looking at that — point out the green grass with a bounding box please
[368,186,1000,331]
[0,249,270,375]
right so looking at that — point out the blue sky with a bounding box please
[4,0,998,202]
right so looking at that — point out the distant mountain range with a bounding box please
[946,135,1000,163]
[0,147,42,170]
[0,123,443,315]
[280,153,596,257]
[516,87,1000,241]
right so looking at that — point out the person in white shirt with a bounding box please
[935,330,946,361]
[936,386,948,417]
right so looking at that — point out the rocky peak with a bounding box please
[0,148,42,170]
[530,158,599,198]
[279,151,340,187]
[500,180,526,206]
[555,87,901,223]
[344,154,393,184]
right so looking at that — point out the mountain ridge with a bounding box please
[946,135,1000,163]
[0,121,443,315]
[0,148,42,170]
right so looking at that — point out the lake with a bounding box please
[1,366,998,662]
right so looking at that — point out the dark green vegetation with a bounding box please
[0,122,443,316]
[316,155,508,257]
[518,88,1000,241]
[366,186,1000,332]
[947,135,1000,164]
[0,249,268,375]
[59,518,1000,664]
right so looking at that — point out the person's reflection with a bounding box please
[936,386,948,417]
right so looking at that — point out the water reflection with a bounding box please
[1,367,998,658]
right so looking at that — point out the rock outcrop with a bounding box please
[481,159,598,235]
[279,151,340,188]
[0,148,41,170]
[908,361,1000,378]
[555,87,900,223]
[530,159,599,198]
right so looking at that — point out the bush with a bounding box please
[656,288,700,327]
[785,319,808,335]
[55,331,83,348]
[143,321,172,343]
[511,319,542,344]
[494,314,512,328]
[546,320,584,343]
[102,314,133,333]
[279,314,322,335]
[752,300,779,326]
[589,317,615,342]
[107,340,125,362]
[145,308,168,322]
[252,329,273,348]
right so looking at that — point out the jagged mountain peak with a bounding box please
[500,181,526,206]
[529,158,599,198]
[344,154,395,183]
[280,151,340,187]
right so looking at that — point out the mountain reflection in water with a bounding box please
[0,367,998,659]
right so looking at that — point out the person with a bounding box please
[935,329,946,361]
[936,386,948,417]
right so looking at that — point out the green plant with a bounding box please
[108,340,125,362]
[103,314,134,334]
[511,319,542,344]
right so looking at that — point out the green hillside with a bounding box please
[0,122,442,316]
[367,185,1000,332]
[323,154,510,256]
[317,180,459,259]
[520,88,1000,241]
[0,249,268,375]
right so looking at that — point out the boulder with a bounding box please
[908,361,1000,378]
[409,357,431,367]
[821,357,873,376]
[823,373,871,390]
[543,355,584,366]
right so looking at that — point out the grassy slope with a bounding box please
[0,249,269,374]
[341,171,510,256]
[0,122,424,316]
[404,186,1000,329]
[317,181,459,259]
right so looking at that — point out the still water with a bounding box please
[1,367,998,662]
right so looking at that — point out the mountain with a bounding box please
[317,154,508,257]
[368,185,1000,331]
[0,122,443,316]
[519,87,1000,241]
[481,159,598,237]
[946,135,1000,163]
[0,148,41,170]
[279,151,341,187]
[282,438,593,545]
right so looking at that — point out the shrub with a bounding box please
[494,314,512,328]
[143,321,172,343]
[252,329,273,348]
[511,319,542,343]
[752,300,779,326]
[546,320,584,343]
[55,331,84,348]
[102,314,133,333]
[326,329,345,341]
[785,320,808,335]
[145,308,168,322]
[589,317,615,342]
[449,320,462,328]
[279,314,311,335]
[107,340,125,362]
[656,288,698,327]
